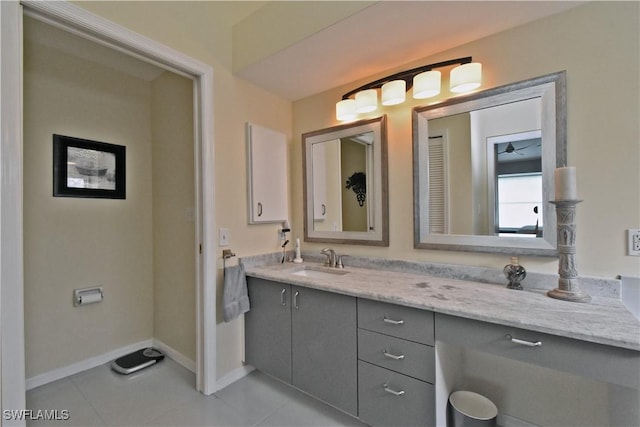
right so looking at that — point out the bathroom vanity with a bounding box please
[244,262,640,426]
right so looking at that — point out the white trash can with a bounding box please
[449,390,498,427]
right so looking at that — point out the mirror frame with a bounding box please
[303,116,389,246]
[413,71,566,256]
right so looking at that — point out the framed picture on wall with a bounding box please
[53,134,126,199]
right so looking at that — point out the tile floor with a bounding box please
[26,358,367,427]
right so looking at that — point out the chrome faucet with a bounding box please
[320,248,337,268]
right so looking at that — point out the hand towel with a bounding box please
[222,262,250,322]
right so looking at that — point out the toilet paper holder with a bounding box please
[74,286,104,306]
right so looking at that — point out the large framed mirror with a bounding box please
[303,116,388,246]
[413,72,566,256]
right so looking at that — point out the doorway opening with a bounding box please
[1,1,217,409]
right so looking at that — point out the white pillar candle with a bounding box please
[555,166,578,200]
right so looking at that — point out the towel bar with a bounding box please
[222,249,237,269]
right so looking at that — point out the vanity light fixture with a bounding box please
[336,56,481,121]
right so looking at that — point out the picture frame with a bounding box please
[53,134,126,199]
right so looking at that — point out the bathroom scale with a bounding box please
[111,347,165,375]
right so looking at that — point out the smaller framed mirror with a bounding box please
[303,116,388,246]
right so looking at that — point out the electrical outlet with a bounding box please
[628,229,640,256]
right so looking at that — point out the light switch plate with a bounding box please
[219,228,230,246]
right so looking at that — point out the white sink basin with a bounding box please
[291,267,348,279]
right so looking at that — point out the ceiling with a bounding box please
[235,1,585,101]
[25,1,585,102]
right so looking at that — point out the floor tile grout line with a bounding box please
[67,375,108,427]
[251,399,290,427]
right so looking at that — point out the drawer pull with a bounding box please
[294,291,300,310]
[280,289,287,306]
[383,350,405,360]
[383,383,405,396]
[506,334,542,347]
[383,316,404,325]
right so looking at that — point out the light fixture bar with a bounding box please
[341,56,472,100]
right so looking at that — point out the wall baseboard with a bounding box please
[152,338,196,373]
[215,364,255,391]
[26,339,249,393]
[26,339,153,390]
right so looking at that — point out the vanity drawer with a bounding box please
[358,360,435,427]
[358,298,434,345]
[435,313,640,390]
[358,329,434,383]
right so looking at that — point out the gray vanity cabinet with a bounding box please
[245,277,358,416]
[244,277,292,383]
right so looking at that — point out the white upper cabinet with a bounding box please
[247,123,289,223]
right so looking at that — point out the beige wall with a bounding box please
[151,72,196,362]
[293,2,640,279]
[23,39,154,377]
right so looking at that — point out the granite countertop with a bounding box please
[245,262,640,352]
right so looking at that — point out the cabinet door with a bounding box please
[244,278,292,383]
[247,123,288,223]
[291,286,357,416]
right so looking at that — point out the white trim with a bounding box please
[9,0,217,399]
[25,339,153,391]
[152,339,196,374]
[1,1,27,422]
[215,365,255,391]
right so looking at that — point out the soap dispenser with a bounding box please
[504,256,526,290]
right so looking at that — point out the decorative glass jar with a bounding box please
[504,256,526,290]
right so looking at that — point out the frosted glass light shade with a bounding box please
[336,99,357,121]
[381,80,406,106]
[413,70,441,99]
[450,62,482,93]
[355,89,378,113]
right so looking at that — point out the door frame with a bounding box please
[1,0,218,413]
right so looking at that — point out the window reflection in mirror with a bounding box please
[493,134,542,237]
